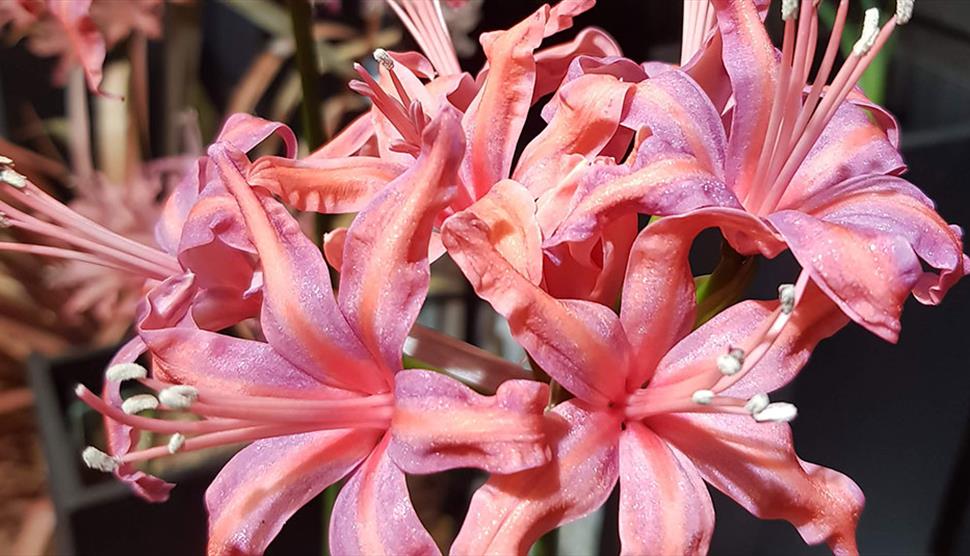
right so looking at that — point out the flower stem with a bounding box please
[287,0,324,151]
[694,242,757,327]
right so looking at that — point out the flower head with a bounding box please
[545,0,967,341]
[78,106,551,555]
[443,186,864,555]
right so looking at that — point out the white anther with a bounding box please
[717,347,745,376]
[82,446,118,472]
[753,402,798,423]
[373,48,394,70]
[896,0,913,24]
[158,385,198,409]
[853,8,881,56]
[167,433,186,454]
[106,362,148,382]
[0,212,9,228]
[778,283,796,314]
[0,168,26,189]
[782,0,799,20]
[745,393,770,414]
[122,394,159,415]
[0,155,12,165]
[692,389,715,405]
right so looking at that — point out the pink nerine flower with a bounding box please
[250,0,738,305]
[78,107,551,555]
[0,0,162,93]
[546,0,967,342]
[442,181,864,556]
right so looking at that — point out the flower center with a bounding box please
[623,274,808,424]
[78,364,393,473]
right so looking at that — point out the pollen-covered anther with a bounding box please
[781,0,799,20]
[122,394,159,415]
[373,48,395,71]
[717,347,745,376]
[853,8,881,56]
[105,362,148,382]
[82,446,118,472]
[0,155,13,165]
[745,393,770,414]
[158,385,198,409]
[753,402,798,423]
[167,433,186,454]
[0,168,26,189]
[778,283,796,314]
[896,0,914,24]
[691,389,715,405]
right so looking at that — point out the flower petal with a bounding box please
[533,27,624,101]
[207,429,379,556]
[330,434,440,556]
[798,174,967,307]
[621,70,728,179]
[618,422,713,556]
[389,369,549,474]
[651,413,864,556]
[545,147,738,249]
[768,209,922,342]
[443,202,630,406]
[247,155,405,213]
[209,144,377,392]
[711,0,777,190]
[451,401,620,556]
[779,101,904,210]
[216,113,298,157]
[312,112,375,158]
[137,274,331,397]
[337,105,463,372]
[514,73,634,197]
[460,5,547,198]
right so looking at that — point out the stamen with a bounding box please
[82,446,118,472]
[896,0,914,25]
[717,347,745,376]
[778,283,796,314]
[745,393,770,414]
[782,0,799,20]
[122,394,159,415]
[692,389,715,405]
[106,362,148,382]
[373,48,395,71]
[853,8,881,56]
[158,385,198,409]
[0,155,13,165]
[0,212,9,228]
[167,433,186,454]
[0,168,26,189]
[752,402,798,423]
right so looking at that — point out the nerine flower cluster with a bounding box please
[1,0,965,554]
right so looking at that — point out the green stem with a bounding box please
[321,481,341,556]
[531,528,559,556]
[287,0,324,151]
[694,242,757,327]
